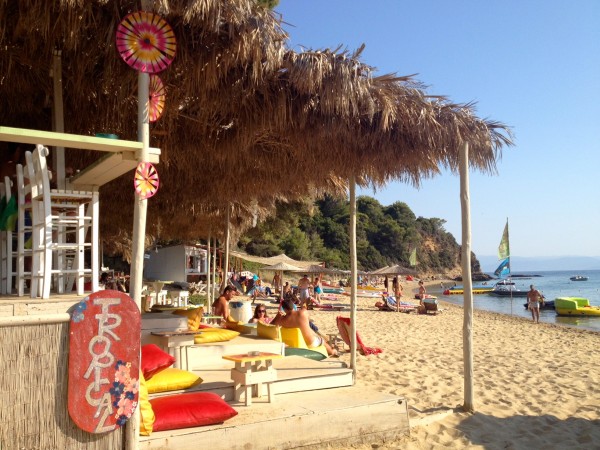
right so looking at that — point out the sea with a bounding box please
[433,270,600,333]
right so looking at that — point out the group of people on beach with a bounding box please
[211,284,337,356]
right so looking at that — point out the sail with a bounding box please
[494,257,510,278]
[409,247,417,267]
[498,220,510,260]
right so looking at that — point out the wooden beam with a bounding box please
[0,126,143,153]
[70,148,160,187]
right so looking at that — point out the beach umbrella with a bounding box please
[291,264,334,274]
[260,262,303,296]
[377,264,417,276]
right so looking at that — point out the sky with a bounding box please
[274,1,600,259]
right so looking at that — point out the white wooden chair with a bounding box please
[0,176,16,294]
[0,179,7,294]
[169,290,190,308]
[15,164,33,297]
[26,145,100,298]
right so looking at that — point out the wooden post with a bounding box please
[206,233,212,305]
[349,175,357,380]
[126,70,150,450]
[51,50,66,190]
[459,141,475,412]
[221,206,231,292]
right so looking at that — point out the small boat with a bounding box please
[443,286,493,295]
[555,297,600,316]
[569,275,588,281]
[523,300,555,310]
[488,284,528,297]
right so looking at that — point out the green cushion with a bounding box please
[284,347,327,361]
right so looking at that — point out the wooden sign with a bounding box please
[68,290,141,433]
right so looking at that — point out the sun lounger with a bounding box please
[376,296,416,313]
[335,316,382,356]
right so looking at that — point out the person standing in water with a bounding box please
[527,284,544,323]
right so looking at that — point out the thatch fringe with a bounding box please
[0,0,514,249]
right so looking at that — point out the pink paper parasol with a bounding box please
[149,75,166,122]
[134,162,160,199]
[116,11,176,73]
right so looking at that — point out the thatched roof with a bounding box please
[0,0,513,251]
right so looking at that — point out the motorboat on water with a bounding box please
[488,283,528,297]
[443,285,493,295]
[555,297,600,316]
[569,275,588,281]
[523,300,555,310]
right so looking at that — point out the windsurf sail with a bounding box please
[494,257,510,278]
[409,247,417,267]
[498,220,510,260]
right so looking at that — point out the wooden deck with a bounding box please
[140,387,409,450]
[0,295,411,448]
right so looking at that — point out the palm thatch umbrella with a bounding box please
[377,264,418,276]
[0,1,513,252]
[259,261,303,296]
[0,0,516,438]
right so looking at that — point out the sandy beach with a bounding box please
[261,280,600,449]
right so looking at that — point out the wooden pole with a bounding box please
[459,141,475,412]
[221,206,231,292]
[212,238,218,297]
[51,50,66,190]
[206,233,212,306]
[126,70,150,450]
[349,175,358,380]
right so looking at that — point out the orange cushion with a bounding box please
[150,392,237,431]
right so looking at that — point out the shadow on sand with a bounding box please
[454,412,599,449]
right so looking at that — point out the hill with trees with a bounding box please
[237,195,482,277]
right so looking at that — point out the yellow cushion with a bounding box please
[172,307,204,331]
[194,328,240,344]
[280,327,305,348]
[138,370,155,436]
[145,367,203,394]
[257,322,281,341]
[224,315,245,332]
[280,327,328,358]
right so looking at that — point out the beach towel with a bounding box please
[336,316,382,356]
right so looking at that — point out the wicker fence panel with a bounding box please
[0,322,124,449]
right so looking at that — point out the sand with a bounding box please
[273,280,600,449]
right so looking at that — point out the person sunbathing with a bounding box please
[249,304,272,324]
[212,286,235,319]
[271,298,336,356]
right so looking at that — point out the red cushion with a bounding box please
[151,392,238,431]
[141,344,175,380]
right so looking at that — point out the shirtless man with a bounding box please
[417,280,427,313]
[271,298,336,356]
[527,284,544,323]
[298,274,312,307]
[212,286,236,319]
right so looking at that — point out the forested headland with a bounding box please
[237,195,483,277]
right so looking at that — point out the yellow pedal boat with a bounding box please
[555,297,600,316]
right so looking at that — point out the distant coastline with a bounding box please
[478,255,600,272]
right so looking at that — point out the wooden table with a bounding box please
[151,330,199,370]
[222,352,284,406]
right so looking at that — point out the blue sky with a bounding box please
[275,1,600,259]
